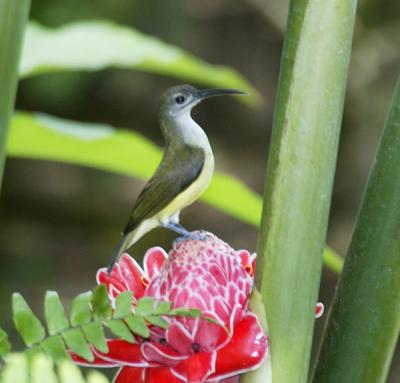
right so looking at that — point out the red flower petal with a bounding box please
[144,247,168,279]
[96,254,147,301]
[141,342,186,366]
[172,351,216,383]
[114,367,144,383]
[118,254,147,297]
[166,322,194,355]
[218,377,240,383]
[95,340,154,367]
[145,367,183,383]
[213,313,268,379]
[70,351,118,367]
[315,302,324,318]
[193,316,228,352]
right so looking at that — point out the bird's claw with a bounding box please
[174,231,208,244]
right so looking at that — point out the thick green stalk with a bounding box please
[256,1,357,382]
[0,0,30,190]
[313,77,400,383]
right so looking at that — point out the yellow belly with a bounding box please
[157,152,214,224]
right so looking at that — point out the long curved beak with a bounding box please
[196,88,246,100]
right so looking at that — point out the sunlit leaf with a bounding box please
[169,308,202,318]
[87,371,110,383]
[20,21,260,106]
[62,328,93,362]
[144,315,168,329]
[70,291,92,326]
[57,359,86,383]
[12,293,45,346]
[41,335,69,362]
[31,353,58,383]
[114,292,133,319]
[91,285,112,320]
[104,319,135,343]
[82,322,108,354]
[0,328,11,357]
[125,315,150,338]
[1,354,29,383]
[44,291,69,335]
[7,112,262,229]
[7,112,343,273]
[135,297,155,316]
[154,301,171,315]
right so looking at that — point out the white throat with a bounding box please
[174,111,212,152]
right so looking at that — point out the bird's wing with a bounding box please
[123,146,206,235]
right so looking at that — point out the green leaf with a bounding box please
[125,315,150,338]
[44,291,69,335]
[0,0,30,191]
[135,297,155,316]
[144,315,169,329]
[87,371,110,383]
[82,322,108,353]
[91,285,112,320]
[12,293,45,346]
[31,353,58,383]
[114,291,133,319]
[154,301,172,315]
[313,76,400,383]
[57,359,86,383]
[7,112,343,274]
[62,328,93,362]
[0,328,11,357]
[20,21,260,106]
[1,353,29,383]
[70,291,92,326]
[105,319,135,343]
[169,308,202,318]
[256,0,357,382]
[41,335,69,362]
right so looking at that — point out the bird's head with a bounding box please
[160,84,245,118]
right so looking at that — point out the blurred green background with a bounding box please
[1,0,399,379]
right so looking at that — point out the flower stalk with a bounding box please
[0,0,30,190]
[256,0,357,382]
[313,75,400,383]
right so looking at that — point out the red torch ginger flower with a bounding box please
[73,232,268,382]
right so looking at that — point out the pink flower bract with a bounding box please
[73,232,268,382]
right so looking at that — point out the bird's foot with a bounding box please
[174,230,209,245]
[162,222,209,243]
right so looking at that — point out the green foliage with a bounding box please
[313,76,400,383]
[1,288,204,366]
[0,0,30,190]
[44,292,69,336]
[12,294,45,346]
[0,330,10,358]
[20,20,260,106]
[0,353,110,383]
[7,112,343,273]
[256,0,357,382]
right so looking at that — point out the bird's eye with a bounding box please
[175,95,185,104]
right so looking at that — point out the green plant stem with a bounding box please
[0,0,30,190]
[313,76,400,383]
[256,0,357,382]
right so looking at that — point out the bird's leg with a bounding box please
[162,222,207,241]
[163,222,192,237]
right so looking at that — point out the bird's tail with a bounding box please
[107,234,131,275]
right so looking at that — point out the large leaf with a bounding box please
[20,21,260,106]
[7,112,342,272]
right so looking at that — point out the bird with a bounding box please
[108,84,245,273]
